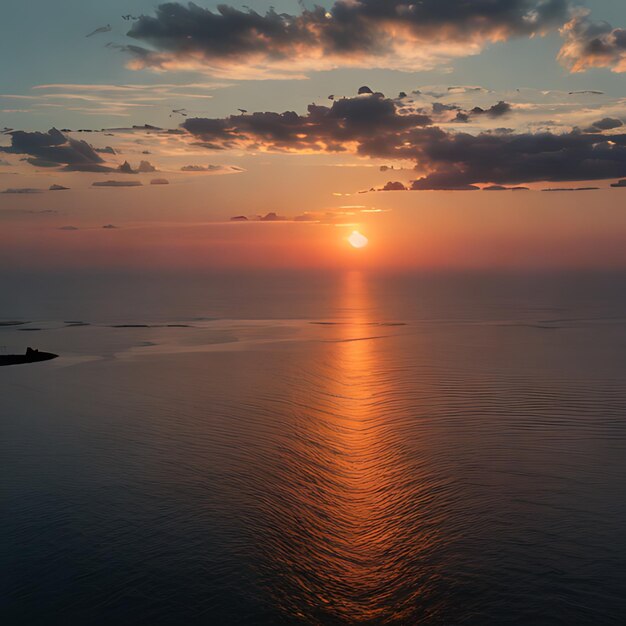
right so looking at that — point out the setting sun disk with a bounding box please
[348,231,368,248]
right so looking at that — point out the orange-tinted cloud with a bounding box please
[559,12,626,73]
[123,0,571,77]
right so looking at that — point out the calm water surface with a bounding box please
[1,271,626,625]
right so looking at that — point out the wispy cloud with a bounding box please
[1,82,229,118]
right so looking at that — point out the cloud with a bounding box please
[183,92,432,151]
[0,128,110,172]
[123,0,571,77]
[2,187,43,194]
[411,175,480,191]
[583,117,623,133]
[59,225,79,230]
[406,129,626,189]
[86,24,111,38]
[49,184,70,190]
[180,164,244,175]
[181,164,225,171]
[150,178,169,184]
[483,184,529,190]
[2,82,227,119]
[541,186,599,191]
[116,159,157,173]
[228,211,353,224]
[381,181,407,191]
[138,159,157,172]
[427,100,512,124]
[610,179,626,188]
[228,212,290,222]
[559,12,626,73]
[92,180,143,187]
[432,102,461,115]
[102,224,118,228]
[470,101,512,118]
[181,90,626,187]
[259,212,286,222]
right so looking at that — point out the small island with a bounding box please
[0,347,58,367]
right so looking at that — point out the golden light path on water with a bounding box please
[255,272,446,624]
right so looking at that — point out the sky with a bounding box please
[1,0,626,271]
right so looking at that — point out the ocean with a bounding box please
[2,270,626,625]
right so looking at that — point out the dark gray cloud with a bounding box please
[583,117,623,133]
[183,92,432,151]
[411,175,480,191]
[181,91,626,188]
[559,13,626,73]
[124,1,571,74]
[432,103,461,115]
[381,181,408,191]
[49,184,70,191]
[405,129,626,189]
[541,186,599,191]
[92,180,143,187]
[483,184,529,190]
[2,187,43,194]
[470,101,512,118]
[0,128,110,172]
[430,100,512,123]
[611,179,626,188]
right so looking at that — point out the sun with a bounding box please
[348,230,368,249]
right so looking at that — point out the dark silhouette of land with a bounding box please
[0,347,58,367]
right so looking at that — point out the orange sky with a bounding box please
[2,170,626,271]
[2,0,626,273]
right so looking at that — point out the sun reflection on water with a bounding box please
[255,271,441,624]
